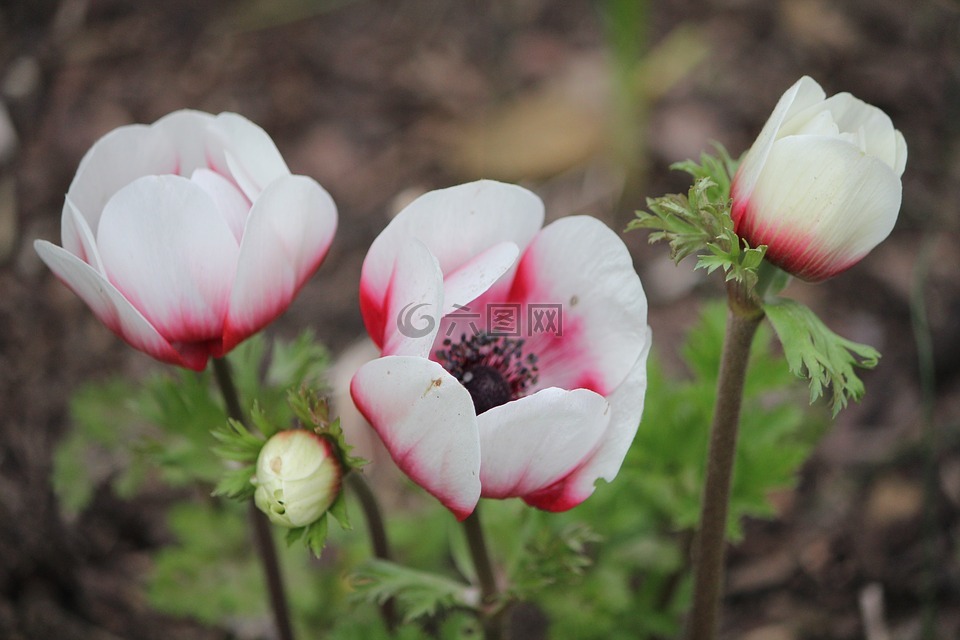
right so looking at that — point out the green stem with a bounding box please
[462,506,503,640]
[346,473,397,632]
[686,297,763,640]
[212,357,296,640]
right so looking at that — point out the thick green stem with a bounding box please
[212,357,296,640]
[686,300,763,640]
[462,506,503,640]
[346,473,397,632]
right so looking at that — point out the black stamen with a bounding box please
[435,332,539,414]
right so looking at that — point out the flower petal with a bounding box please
[222,174,337,352]
[736,135,902,281]
[441,240,520,315]
[151,109,217,176]
[34,241,203,369]
[360,180,543,340]
[96,175,239,345]
[527,333,652,510]
[351,356,481,520]
[508,216,649,395]
[64,123,178,246]
[207,112,291,202]
[379,239,444,358]
[190,168,250,243]
[477,388,610,502]
[61,197,105,272]
[732,76,826,205]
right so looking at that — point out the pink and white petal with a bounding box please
[61,198,105,273]
[531,333,651,511]
[222,174,336,352]
[190,168,251,243]
[441,240,519,315]
[361,180,544,319]
[33,241,203,370]
[740,135,902,281]
[97,175,239,345]
[65,123,178,240]
[732,76,826,205]
[476,387,611,501]
[351,356,481,520]
[151,110,217,177]
[378,240,444,358]
[508,216,648,395]
[207,112,290,202]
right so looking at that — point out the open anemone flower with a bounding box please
[731,76,907,282]
[34,110,337,371]
[351,180,651,520]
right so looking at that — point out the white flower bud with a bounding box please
[253,430,341,528]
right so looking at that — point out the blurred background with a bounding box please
[0,0,958,638]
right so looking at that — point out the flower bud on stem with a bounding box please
[685,285,763,640]
[212,357,296,640]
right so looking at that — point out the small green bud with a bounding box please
[253,430,342,528]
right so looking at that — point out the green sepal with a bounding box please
[211,416,265,464]
[327,488,351,531]
[211,464,257,501]
[350,559,477,623]
[627,145,765,290]
[288,387,367,473]
[282,512,330,558]
[763,298,880,416]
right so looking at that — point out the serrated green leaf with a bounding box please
[212,464,257,500]
[210,418,264,464]
[630,145,769,294]
[763,298,880,416]
[267,329,330,391]
[350,559,476,623]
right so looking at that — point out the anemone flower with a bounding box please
[35,110,337,370]
[351,180,651,520]
[731,76,907,282]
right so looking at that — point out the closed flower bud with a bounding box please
[253,430,341,528]
[731,76,907,282]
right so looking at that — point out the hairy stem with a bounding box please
[212,357,295,640]
[462,506,503,640]
[346,472,397,632]
[686,299,763,640]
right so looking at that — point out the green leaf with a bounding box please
[350,559,476,623]
[628,145,765,290]
[211,417,265,464]
[267,329,331,391]
[763,298,880,416]
[211,464,257,500]
[289,388,367,472]
[510,523,603,597]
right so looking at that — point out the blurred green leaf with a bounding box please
[350,559,476,624]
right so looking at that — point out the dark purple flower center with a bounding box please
[435,332,539,415]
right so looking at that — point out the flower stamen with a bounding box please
[435,332,538,414]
